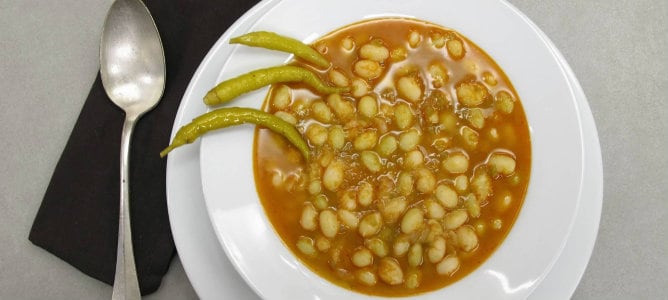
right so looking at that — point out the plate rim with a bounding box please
[166,0,601,299]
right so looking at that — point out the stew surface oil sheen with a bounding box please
[253,18,531,296]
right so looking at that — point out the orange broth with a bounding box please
[253,18,530,296]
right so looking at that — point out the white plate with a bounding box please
[166,0,601,299]
[199,0,582,299]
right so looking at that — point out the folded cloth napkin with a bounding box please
[29,0,260,295]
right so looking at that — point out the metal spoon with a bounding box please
[99,0,165,299]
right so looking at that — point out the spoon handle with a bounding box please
[112,116,141,300]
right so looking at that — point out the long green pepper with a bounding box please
[204,65,348,106]
[230,31,330,68]
[160,107,309,159]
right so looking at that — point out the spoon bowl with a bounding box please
[101,0,165,118]
[99,0,165,299]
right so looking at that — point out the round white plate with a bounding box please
[166,0,601,299]
[199,0,583,299]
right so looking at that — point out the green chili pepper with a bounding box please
[230,31,330,68]
[204,65,348,106]
[160,107,309,159]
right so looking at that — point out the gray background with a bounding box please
[1,0,666,299]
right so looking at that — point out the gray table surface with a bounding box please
[1,0,666,299]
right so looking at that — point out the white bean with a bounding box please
[308,180,322,195]
[456,82,488,107]
[408,30,421,48]
[472,170,491,203]
[341,36,355,51]
[354,130,379,151]
[454,174,468,192]
[443,152,469,174]
[305,123,328,146]
[393,102,414,129]
[339,189,357,211]
[271,171,283,187]
[296,236,317,256]
[415,168,436,193]
[272,85,291,109]
[352,248,374,267]
[401,208,425,234]
[377,134,398,157]
[430,31,445,48]
[380,196,407,224]
[318,150,335,168]
[456,226,478,252]
[328,125,346,150]
[489,152,516,175]
[435,184,458,208]
[378,257,404,285]
[429,63,448,88]
[274,111,297,125]
[323,160,345,191]
[408,243,423,267]
[358,212,383,237]
[393,235,411,256]
[357,181,374,207]
[483,71,497,86]
[465,194,481,218]
[319,209,339,238]
[440,112,458,134]
[360,43,390,62]
[425,219,444,243]
[468,108,485,129]
[404,150,424,170]
[397,172,414,196]
[300,203,318,231]
[365,238,389,258]
[313,194,329,210]
[351,78,369,98]
[329,68,350,87]
[356,269,377,286]
[358,95,378,118]
[397,76,423,103]
[390,47,407,62]
[446,38,465,59]
[425,198,445,219]
[436,255,460,275]
[311,100,333,123]
[327,94,355,121]
[495,91,515,114]
[315,236,331,252]
[360,151,382,173]
[427,236,447,263]
[444,209,468,230]
[399,129,421,151]
[405,271,420,289]
[338,209,359,229]
[354,59,383,79]
[460,126,479,149]
[492,218,503,230]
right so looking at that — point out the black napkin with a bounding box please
[29,0,260,295]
